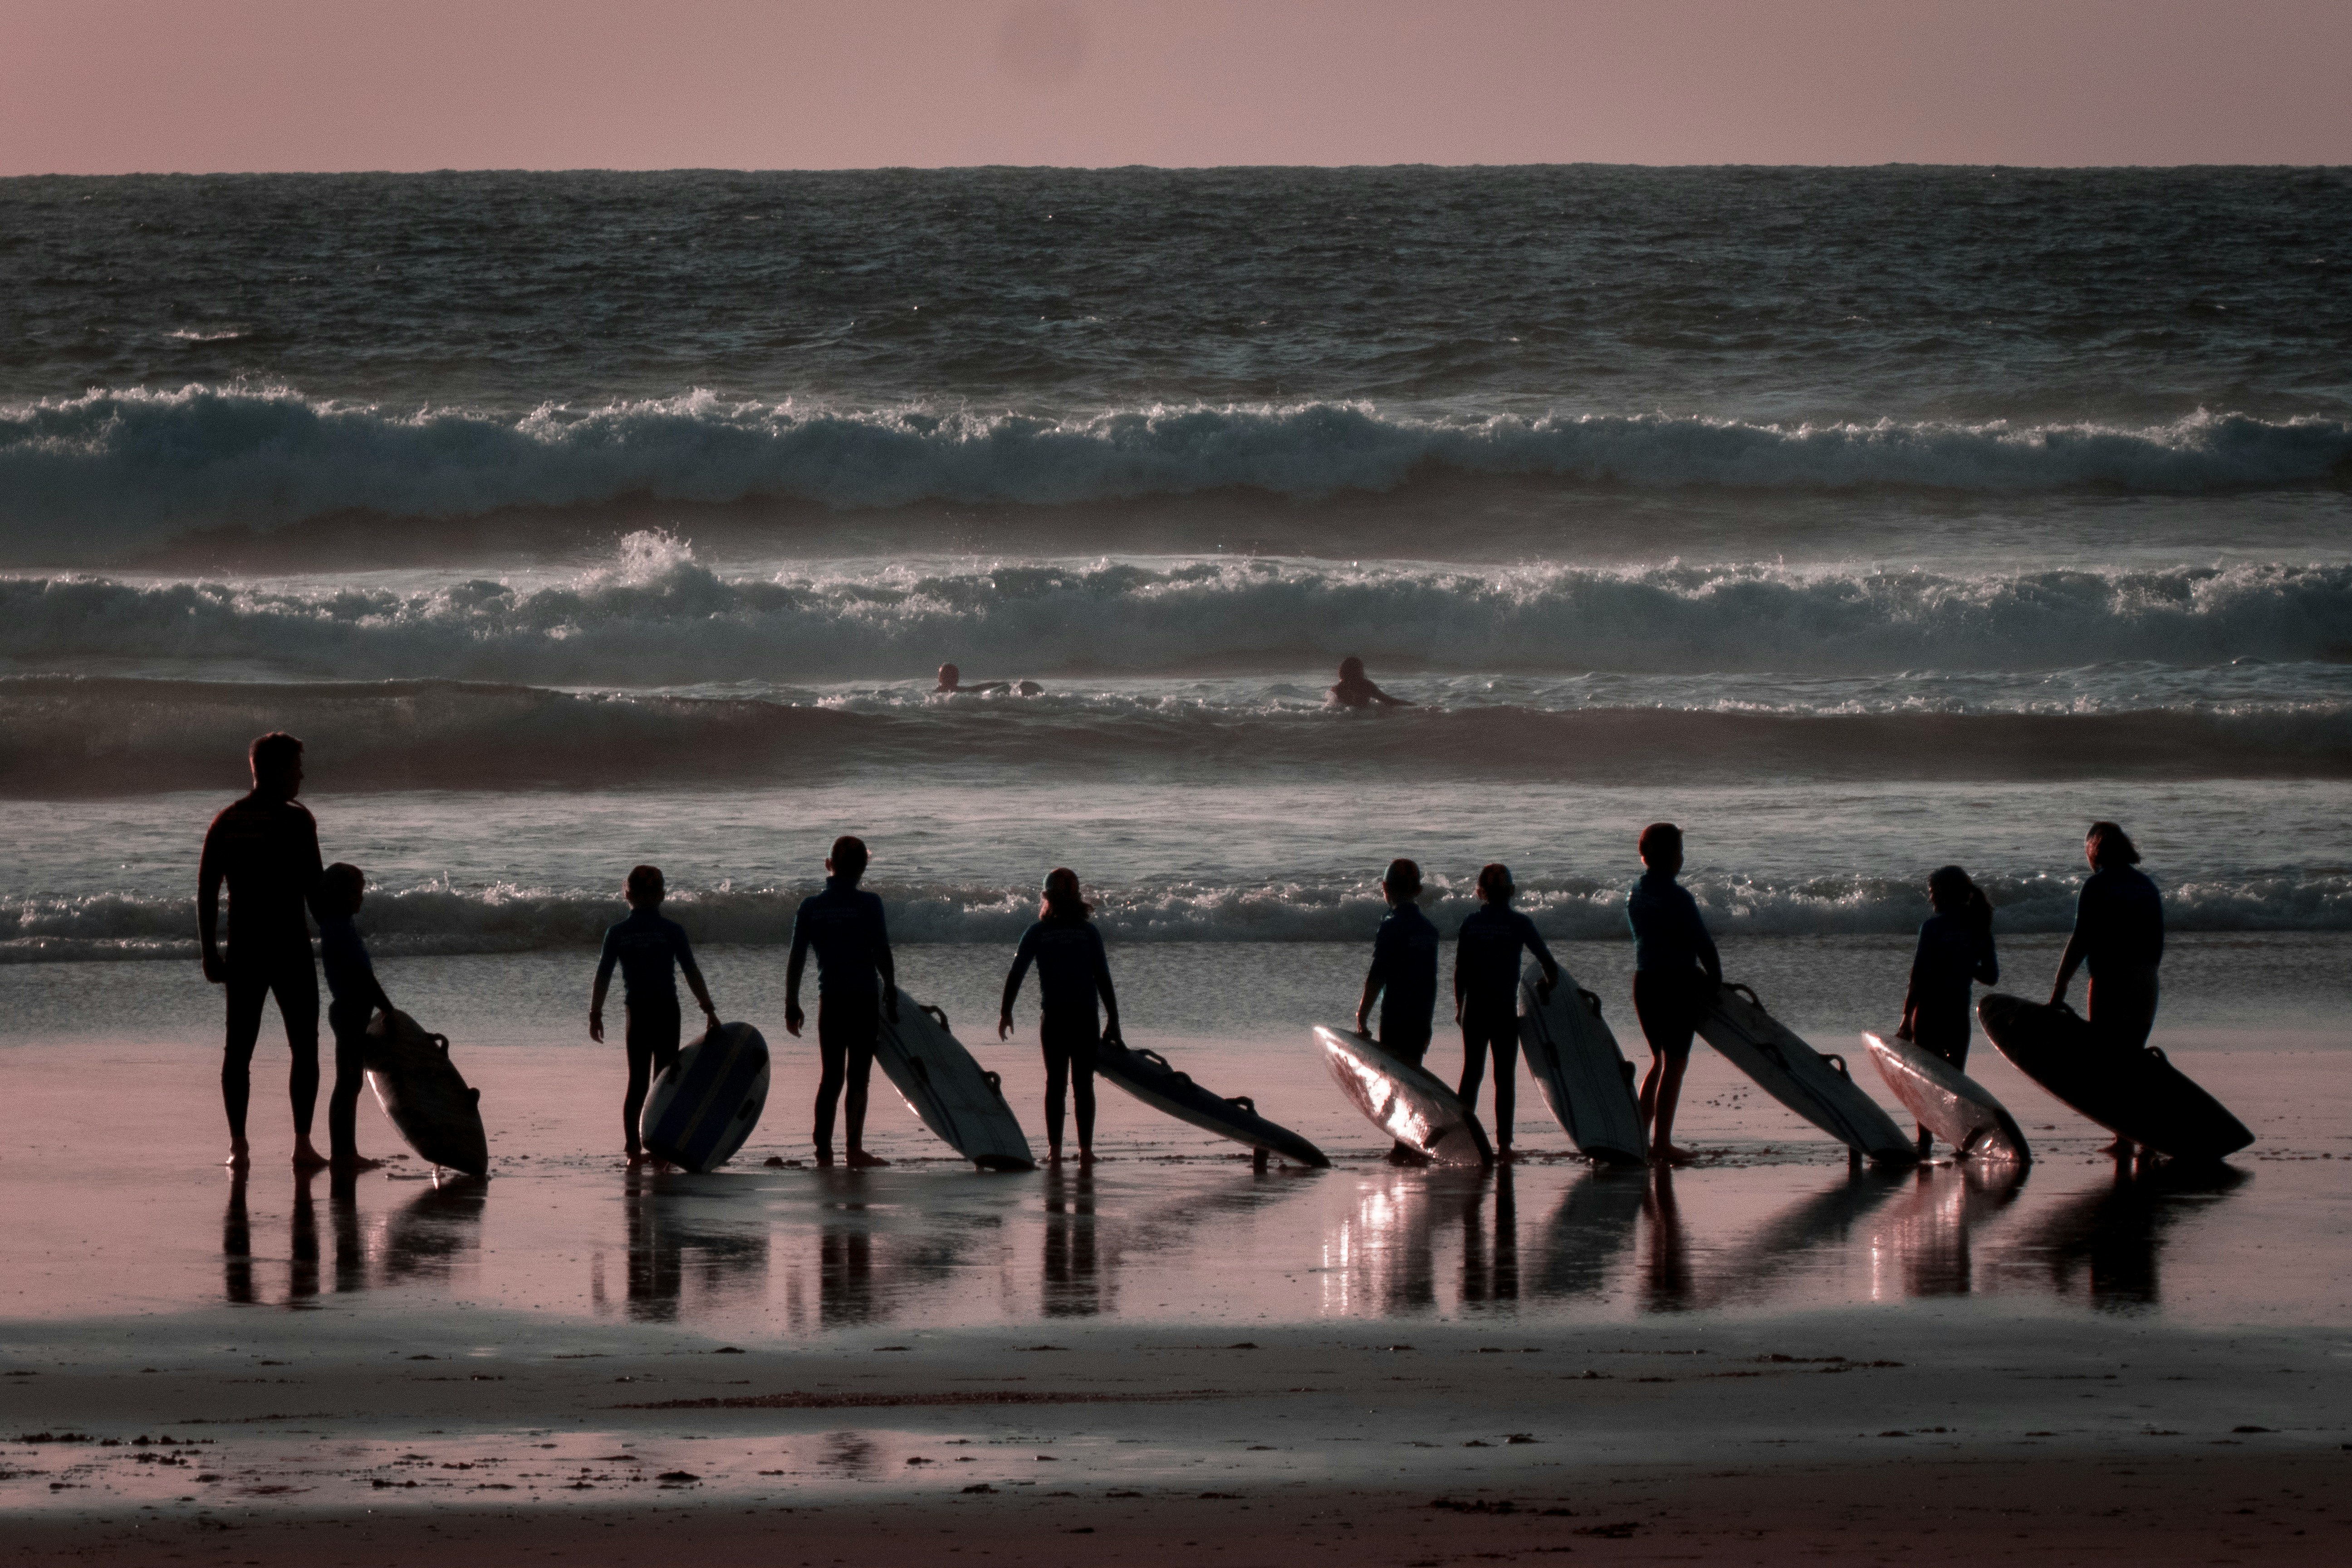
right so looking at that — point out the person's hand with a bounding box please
[703,1006,722,1034]
[785,1004,804,1038]
[201,949,225,985]
[1354,1011,1371,1036]
[2047,983,2067,1008]
[1102,1025,1124,1049]
[588,1008,605,1043]
[882,988,900,1024]
[1535,976,1556,1005]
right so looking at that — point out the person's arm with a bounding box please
[1372,682,1414,708]
[675,927,720,1031]
[1356,948,1387,1035]
[1898,930,1926,1037]
[1092,926,1121,1044]
[298,808,325,926]
[871,899,898,1023]
[197,818,226,984]
[1522,916,1561,1000]
[589,931,617,1042]
[1451,926,1466,1023]
[1686,893,1722,986]
[2049,885,2091,1005]
[998,927,1039,1040]
[784,906,809,1036]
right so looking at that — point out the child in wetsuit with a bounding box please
[1000,868,1122,1166]
[2050,820,2165,1157]
[1627,823,1721,1166]
[1899,864,1999,1158]
[785,836,899,1168]
[589,865,721,1166]
[1357,857,1440,1164]
[315,862,389,1173]
[1453,862,1560,1162]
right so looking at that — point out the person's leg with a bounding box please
[632,999,682,1167]
[1912,1014,1970,1157]
[2087,970,2160,1156]
[838,997,884,1166]
[221,959,269,1167]
[1070,1024,1099,1160]
[812,1009,847,1165]
[1634,973,1698,1162]
[1455,1015,1491,1114]
[274,951,326,1169]
[325,1000,379,1169]
[1485,1013,1519,1155]
[622,1003,655,1161]
[1632,974,1669,1134]
[1040,1025,1072,1162]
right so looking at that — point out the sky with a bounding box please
[2,0,2347,175]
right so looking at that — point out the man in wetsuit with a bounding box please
[935,662,1043,696]
[1627,822,1722,1166]
[1454,862,1559,1162]
[199,731,327,1171]
[786,835,899,1168]
[1355,857,1441,1164]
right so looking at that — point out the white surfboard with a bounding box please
[1698,984,1916,1164]
[641,1021,771,1174]
[1517,965,1646,1165]
[1314,1024,1492,1166]
[1863,1029,2030,1163]
[873,998,1035,1171]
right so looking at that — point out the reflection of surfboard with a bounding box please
[362,1009,489,1176]
[1864,1030,2030,1163]
[874,1000,1035,1171]
[1517,966,1645,1165]
[1977,995,2252,1161]
[1096,1039,1329,1167]
[1698,985,1915,1164]
[642,1022,771,1173]
[1314,1024,1492,1167]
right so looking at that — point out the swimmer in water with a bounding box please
[1328,657,1413,710]
[936,662,1043,696]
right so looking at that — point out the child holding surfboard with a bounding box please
[589,864,722,1167]
[2050,820,2166,1157]
[1453,862,1560,1162]
[314,862,391,1173]
[786,836,900,1168]
[1627,823,1721,1166]
[1357,857,1441,1164]
[1000,868,1123,1166]
[1897,865,1999,1158]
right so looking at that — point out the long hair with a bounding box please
[1475,862,1514,903]
[2086,821,2141,867]
[1927,864,1991,930]
[1041,867,1092,920]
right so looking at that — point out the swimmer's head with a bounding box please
[936,663,961,690]
[321,862,366,917]
[1338,656,1365,681]
[624,864,665,906]
[828,835,870,882]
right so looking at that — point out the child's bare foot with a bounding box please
[225,1139,252,1171]
[1497,1146,1518,1163]
[846,1149,889,1169]
[292,1137,328,1171]
[1650,1142,1697,1166]
[625,1148,649,1166]
[814,1148,835,1168]
[1077,1150,1096,1166]
[1046,1150,1064,1167]
[331,1153,387,1174]
[2102,1137,2137,1159]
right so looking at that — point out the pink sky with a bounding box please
[4,0,2347,175]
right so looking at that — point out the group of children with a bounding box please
[202,730,2166,1173]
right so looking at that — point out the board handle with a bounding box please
[1821,1052,1850,1079]
[1228,1094,1257,1115]
[1725,982,1761,1009]
[922,1004,951,1030]
[981,1068,1006,1103]
[1578,987,1603,1019]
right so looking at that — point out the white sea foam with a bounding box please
[4,386,2348,549]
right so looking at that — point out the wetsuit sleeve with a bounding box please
[867,894,895,992]
[1903,923,1931,1014]
[1973,926,1999,987]
[297,807,324,924]
[1516,911,1560,982]
[671,921,705,989]
[1090,925,1118,1029]
[1364,920,1393,1007]
[786,901,811,1005]
[595,925,620,989]
[1001,924,1040,1015]
[1684,890,1721,984]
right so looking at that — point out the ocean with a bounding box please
[3,165,2349,1082]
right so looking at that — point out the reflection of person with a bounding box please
[589,865,721,1167]
[935,662,1043,696]
[1328,656,1413,710]
[1453,863,1559,1163]
[2050,821,2165,1157]
[1000,868,1122,1166]
[315,862,390,1173]
[1356,858,1439,1165]
[1898,865,1999,1158]
[199,731,327,1172]
[787,836,900,1168]
[1627,823,1720,1166]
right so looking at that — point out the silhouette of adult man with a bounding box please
[199,731,327,1171]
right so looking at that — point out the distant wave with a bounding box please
[8,539,2352,683]
[3,674,2348,795]
[8,869,2346,962]
[4,385,2348,550]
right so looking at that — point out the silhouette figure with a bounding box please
[1898,865,1999,1157]
[199,731,326,1171]
[2050,821,2165,1158]
[1626,823,1721,1165]
[314,862,390,1173]
[787,836,899,1168]
[589,864,721,1167]
[1328,656,1413,709]
[1453,863,1559,1162]
[1356,857,1440,1165]
[935,662,1043,696]
[1000,868,1123,1166]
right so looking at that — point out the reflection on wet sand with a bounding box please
[1539,1170,1646,1301]
[599,1170,770,1324]
[1879,1162,2031,1298]
[380,1175,489,1287]
[2006,1159,2250,1311]
[1042,1168,1103,1318]
[1676,1166,1916,1312]
[224,1169,488,1306]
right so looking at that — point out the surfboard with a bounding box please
[873,999,1036,1171]
[1517,965,1646,1165]
[361,1008,490,1177]
[1095,1039,1329,1167]
[1314,1024,1493,1167]
[1862,1029,2031,1163]
[641,1021,771,1173]
[1976,994,2252,1161]
[1697,984,1916,1164]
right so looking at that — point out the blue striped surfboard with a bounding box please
[642,1022,771,1172]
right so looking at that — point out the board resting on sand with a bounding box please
[1314,1024,1492,1167]
[874,998,1036,1171]
[641,1021,770,1173]
[362,1008,490,1177]
[1517,965,1646,1165]
[1976,993,2251,1161]
[1697,984,1916,1164]
[1862,1029,2030,1163]
[1097,1039,1328,1166]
